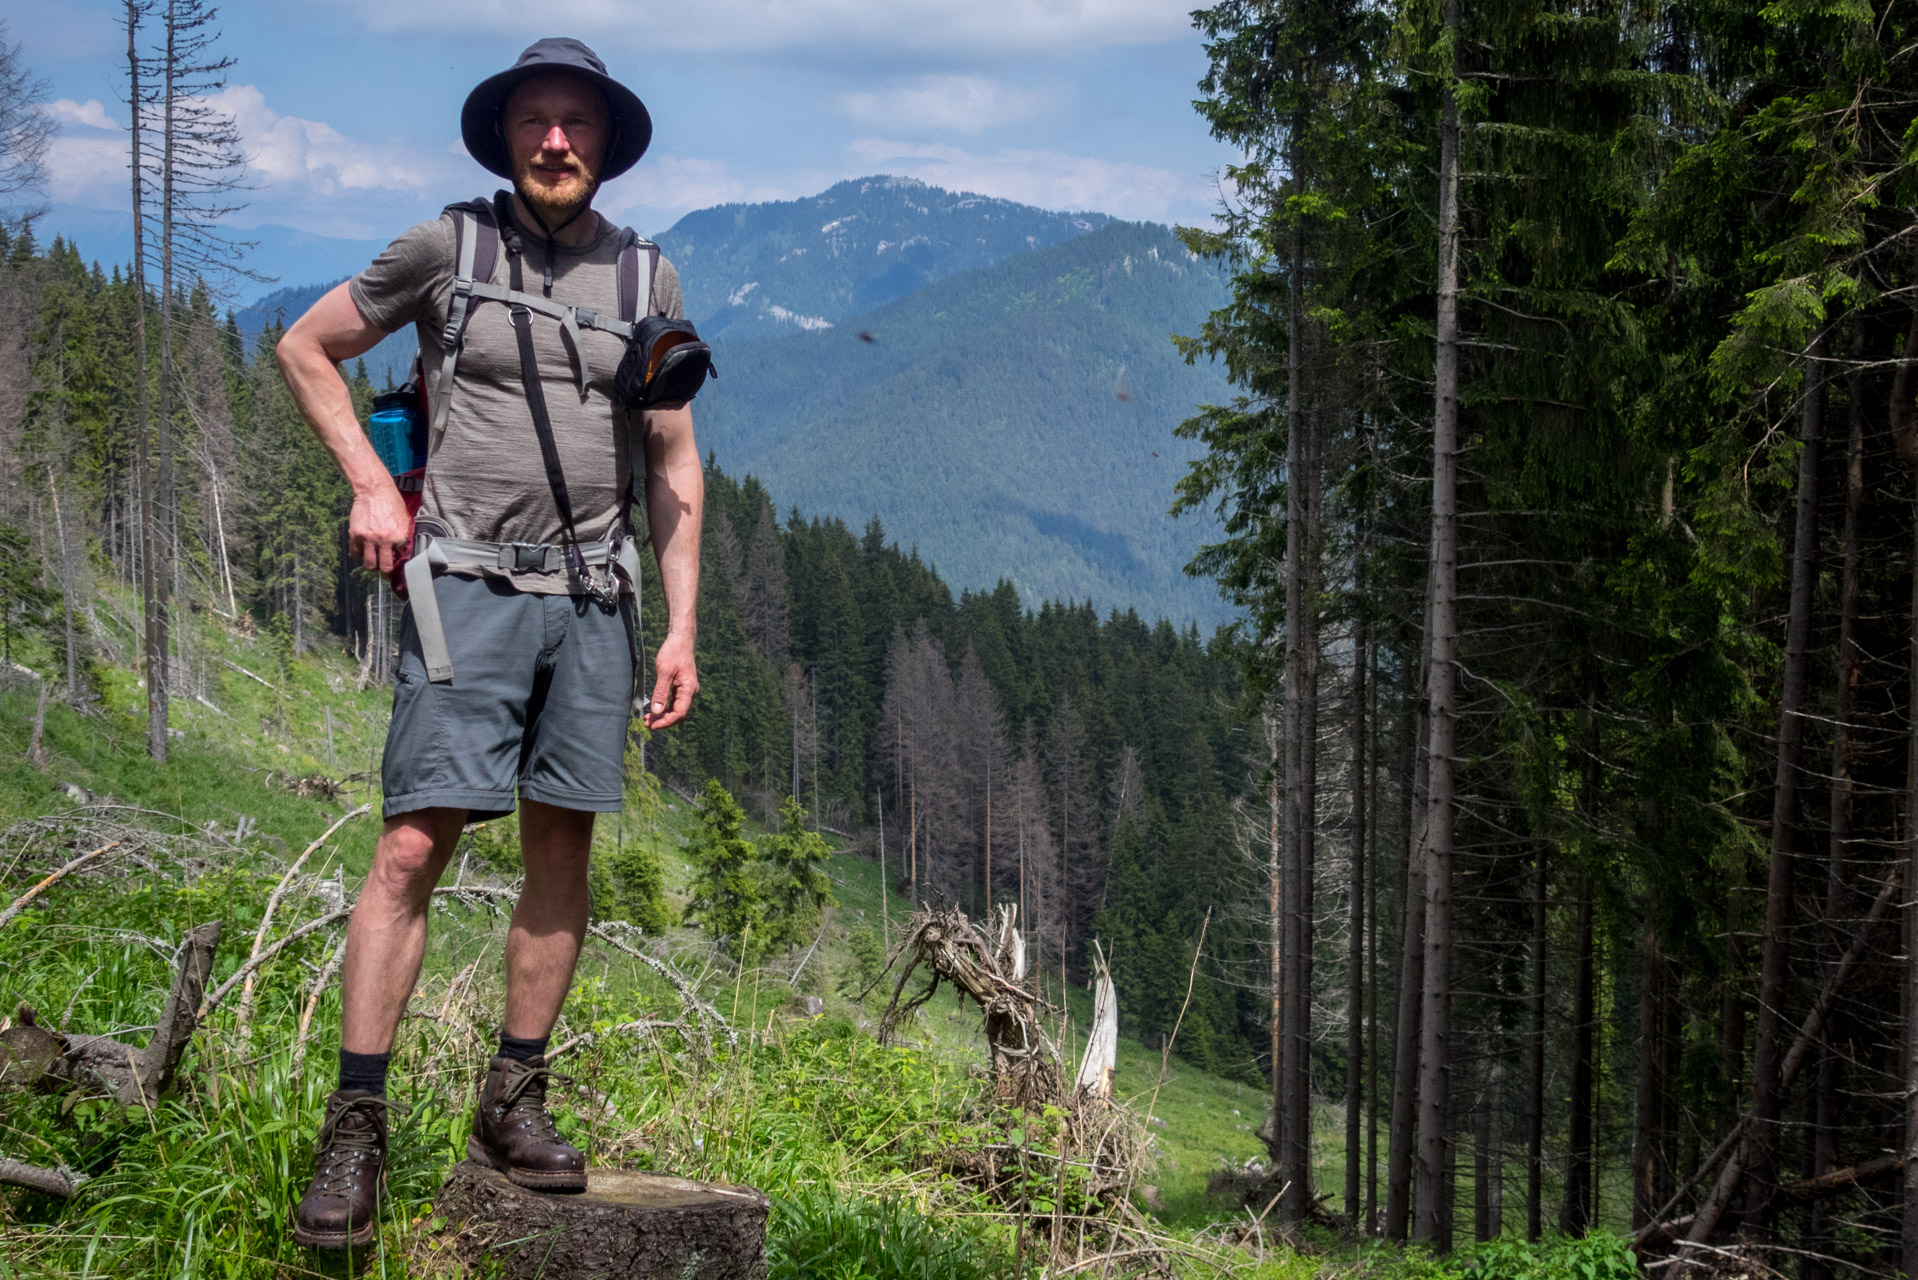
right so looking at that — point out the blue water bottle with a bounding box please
[367,382,427,477]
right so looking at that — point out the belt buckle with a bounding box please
[507,542,549,573]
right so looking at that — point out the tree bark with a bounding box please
[1366,638,1383,1231]
[1744,330,1825,1231]
[1633,914,1665,1233]
[1807,342,1865,1280]
[126,0,164,762]
[1277,126,1316,1223]
[1412,0,1463,1235]
[1527,843,1547,1241]
[118,919,221,1108]
[1888,273,1918,1280]
[1386,685,1430,1241]
[1347,521,1368,1221]
[433,1162,768,1280]
[1562,870,1596,1236]
[1475,1047,1503,1241]
[1905,472,1918,1280]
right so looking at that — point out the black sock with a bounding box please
[498,1033,549,1064]
[337,1049,392,1096]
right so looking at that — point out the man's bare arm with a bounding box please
[280,284,412,574]
[640,404,702,730]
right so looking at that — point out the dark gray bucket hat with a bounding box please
[461,38,652,182]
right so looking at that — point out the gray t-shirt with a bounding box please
[350,202,684,594]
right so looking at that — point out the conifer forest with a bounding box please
[4,0,1918,1274]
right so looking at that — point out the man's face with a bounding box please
[501,74,610,222]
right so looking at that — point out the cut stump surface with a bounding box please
[431,1161,768,1279]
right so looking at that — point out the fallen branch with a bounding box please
[549,1019,683,1060]
[0,1157,79,1197]
[1670,866,1903,1256]
[787,922,828,989]
[588,922,734,1051]
[0,842,119,932]
[237,806,368,1034]
[199,908,349,1021]
[118,921,222,1108]
[1784,1155,1906,1199]
[291,936,346,1074]
[219,657,278,691]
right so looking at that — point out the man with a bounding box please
[276,38,703,1249]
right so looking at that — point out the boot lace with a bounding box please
[310,1095,393,1195]
[495,1062,568,1143]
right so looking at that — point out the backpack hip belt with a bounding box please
[404,528,646,684]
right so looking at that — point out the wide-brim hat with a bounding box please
[461,38,652,183]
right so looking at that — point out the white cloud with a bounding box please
[593,153,828,233]
[216,85,467,207]
[308,0,1188,54]
[837,75,1056,135]
[845,138,1203,222]
[47,83,474,237]
[49,99,119,131]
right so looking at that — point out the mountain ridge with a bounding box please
[695,219,1231,626]
[655,175,1112,342]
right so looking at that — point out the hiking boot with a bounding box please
[466,1054,586,1192]
[291,1090,392,1249]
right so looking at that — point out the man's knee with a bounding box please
[367,812,457,901]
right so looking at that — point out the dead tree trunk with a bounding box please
[126,0,164,762]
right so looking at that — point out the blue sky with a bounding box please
[15,0,1240,278]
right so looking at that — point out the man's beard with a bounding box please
[516,160,598,228]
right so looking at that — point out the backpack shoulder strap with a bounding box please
[616,229,660,322]
[427,196,503,451]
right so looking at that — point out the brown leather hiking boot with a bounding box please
[291,1090,391,1249]
[466,1054,586,1192]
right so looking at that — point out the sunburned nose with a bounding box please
[541,125,569,155]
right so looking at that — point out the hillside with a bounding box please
[655,175,1112,341]
[0,591,1279,1272]
[696,220,1233,624]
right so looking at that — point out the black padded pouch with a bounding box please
[614,315,718,410]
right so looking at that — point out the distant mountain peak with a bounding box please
[657,176,1115,342]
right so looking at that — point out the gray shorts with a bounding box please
[382,572,635,822]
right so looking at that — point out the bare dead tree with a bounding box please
[0,21,52,220]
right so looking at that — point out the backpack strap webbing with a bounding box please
[428,198,500,455]
[616,232,660,324]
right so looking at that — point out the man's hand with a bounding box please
[643,631,698,730]
[350,481,414,574]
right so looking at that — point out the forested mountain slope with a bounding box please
[237,280,415,387]
[696,220,1233,625]
[655,175,1112,340]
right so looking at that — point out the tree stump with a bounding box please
[430,1161,769,1279]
